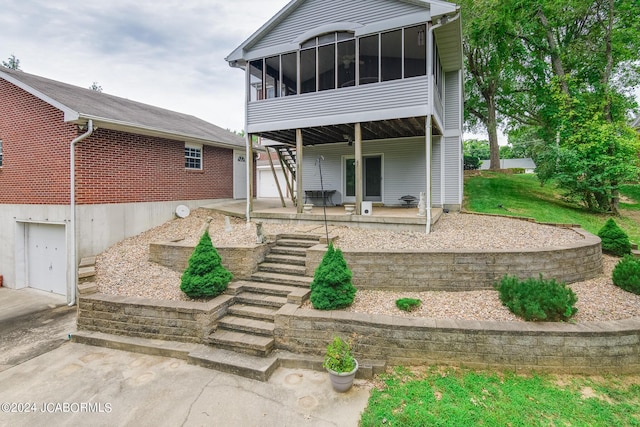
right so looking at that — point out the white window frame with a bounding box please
[185,143,202,170]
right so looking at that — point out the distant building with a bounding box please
[480,158,536,173]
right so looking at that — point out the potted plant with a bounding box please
[323,335,358,392]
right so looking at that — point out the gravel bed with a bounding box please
[95,209,640,322]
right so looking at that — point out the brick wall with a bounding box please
[1,79,234,205]
[0,79,76,204]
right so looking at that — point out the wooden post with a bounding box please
[247,133,254,215]
[266,146,286,207]
[355,123,363,215]
[296,129,304,213]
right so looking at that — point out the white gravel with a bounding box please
[95,209,640,322]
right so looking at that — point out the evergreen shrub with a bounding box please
[496,275,577,321]
[597,218,631,257]
[310,243,356,310]
[612,255,640,295]
[180,230,232,299]
[395,298,422,312]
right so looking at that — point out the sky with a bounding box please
[1,0,291,134]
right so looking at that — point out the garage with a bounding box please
[257,167,288,198]
[26,223,67,295]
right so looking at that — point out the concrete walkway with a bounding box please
[0,287,67,323]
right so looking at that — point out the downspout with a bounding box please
[69,119,94,306]
[244,63,251,224]
[426,11,460,234]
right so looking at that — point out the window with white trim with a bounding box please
[185,143,202,169]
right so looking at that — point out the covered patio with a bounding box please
[202,198,442,232]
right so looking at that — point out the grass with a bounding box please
[463,172,640,243]
[360,367,640,427]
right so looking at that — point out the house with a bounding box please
[0,68,245,303]
[226,0,464,228]
[480,158,536,173]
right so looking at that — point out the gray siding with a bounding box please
[252,0,427,51]
[301,137,427,206]
[444,70,460,131]
[431,136,442,206]
[248,77,429,133]
[443,135,462,206]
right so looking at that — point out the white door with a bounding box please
[258,168,287,198]
[233,150,247,199]
[27,223,66,295]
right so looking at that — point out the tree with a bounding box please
[89,82,103,92]
[180,230,232,299]
[2,54,20,70]
[463,139,490,160]
[309,243,356,310]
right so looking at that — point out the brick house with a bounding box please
[0,68,246,303]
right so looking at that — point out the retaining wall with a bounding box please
[275,305,640,374]
[307,228,603,291]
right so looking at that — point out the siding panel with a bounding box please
[444,70,460,130]
[443,135,462,205]
[252,0,427,51]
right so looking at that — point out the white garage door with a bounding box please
[27,223,67,295]
[258,168,287,198]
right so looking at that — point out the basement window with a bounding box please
[0,139,3,167]
[185,143,202,170]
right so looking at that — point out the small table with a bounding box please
[399,195,418,208]
[304,190,336,206]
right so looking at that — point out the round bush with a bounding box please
[180,230,232,299]
[597,218,631,257]
[612,255,640,295]
[395,298,421,312]
[310,243,356,310]
[496,275,577,321]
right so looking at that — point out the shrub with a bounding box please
[396,298,421,312]
[464,155,481,170]
[310,243,356,310]
[496,275,577,321]
[180,230,232,299]
[323,335,356,373]
[612,255,640,295]
[597,218,631,257]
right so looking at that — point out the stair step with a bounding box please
[233,281,303,296]
[259,262,307,275]
[270,246,308,256]
[218,315,275,336]
[228,304,279,321]
[632,249,640,258]
[264,253,306,266]
[250,271,313,287]
[236,291,288,308]
[276,238,319,248]
[188,346,279,382]
[207,330,274,357]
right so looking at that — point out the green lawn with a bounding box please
[360,367,640,427]
[463,172,640,243]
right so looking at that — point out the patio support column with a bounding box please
[296,128,304,213]
[425,117,432,234]
[354,123,363,215]
[247,133,254,217]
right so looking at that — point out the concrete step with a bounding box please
[228,304,279,321]
[207,330,274,357]
[188,346,279,382]
[632,249,640,258]
[230,281,303,297]
[235,291,288,308]
[258,262,307,276]
[276,233,322,241]
[276,238,319,248]
[270,246,308,257]
[264,253,306,266]
[250,271,313,288]
[218,315,275,336]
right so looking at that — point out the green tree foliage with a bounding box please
[310,243,356,310]
[180,230,232,299]
[597,218,631,257]
[89,82,103,92]
[611,255,640,295]
[496,275,578,321]
[463,139,490,160]
[2,54,20,70]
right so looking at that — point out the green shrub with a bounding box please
[597,218,631,257]
[612,255,640,295]
[496,275,577,321]
[464,155,481,170]
[395,298,421,312]
[180,230,232,299]
[323,335,356,373]
[310,243,356,310]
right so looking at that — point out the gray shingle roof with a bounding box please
[0,68,244,148]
